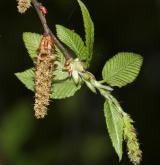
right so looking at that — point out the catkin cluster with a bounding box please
[34,35,55,119]
[17,0,31,13]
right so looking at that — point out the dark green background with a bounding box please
[0,0,159,164]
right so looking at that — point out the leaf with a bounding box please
[15,68,35,91]
[23,32,42,59]
[51,79,81,99]
[102,52,143,87]
[55,46,65,64]
[15,68,81,99]
[78,0,94,63]
[53,69,69,81]
[54,46,69,80]
[56,25,88,61]
[104,100,124,160]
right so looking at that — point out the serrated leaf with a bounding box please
[15,68,35,91]
[55,46,65,64]
[51,79,81,99]
[54,46,69,80]
[104,100,123,160]
[15,68,81,99]
[53,69,69,81]
[56,25,88,61]
[78,0,94,63]
[102,52,143,87]
[23,32,42,59]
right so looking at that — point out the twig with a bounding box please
[49,30,72,59]
[31,0,72,59]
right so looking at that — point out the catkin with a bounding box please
[123,114,142,165]
[17,0,31,13]
[34,35,55,119]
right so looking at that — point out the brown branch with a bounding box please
[31,0,72,59]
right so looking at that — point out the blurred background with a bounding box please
[0,0,160,164]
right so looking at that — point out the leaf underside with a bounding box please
[104,100,123,160]
[102,52,143,87]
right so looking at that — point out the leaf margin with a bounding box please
[104,99,124,160]
[102,52,143,87]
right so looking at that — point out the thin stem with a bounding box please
[98,80,106,84]
[32,0,50,34]
[49,30,72,59]
[31,0,72,59]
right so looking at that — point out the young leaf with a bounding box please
[104,100,124,160]
[23,32,42,59]
[15,68,81,99]
[56,25,88,61]
[102,52,143,87]
[78,0,94,63]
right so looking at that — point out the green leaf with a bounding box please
[53,69,69,81]
[104,100,123,160]
[54,46,69,80]
[15,68,35,91]
[56,25,88,61]
[78,0,94,63]
[51,79,81,99]
[15,68,81,99]
[102,52,143,87]
[56,0,94,67]
[55,46,65,64]
[23,32,42,59]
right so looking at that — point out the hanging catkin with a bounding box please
[17,0,31,13]
[34,34,55,119]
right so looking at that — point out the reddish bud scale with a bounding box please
[34,34,55,119]
[64,59,73,76]
[39,6,48,15]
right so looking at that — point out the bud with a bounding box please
[17,0,31,14]
[123,113,142,165]
[39,5,48,15]
[84,81,97,93]
[73,58,85,72]
[92,80,113,91]
[72,70,79,85]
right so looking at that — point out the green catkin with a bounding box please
[17,0,31,13]
[123,113,142,165]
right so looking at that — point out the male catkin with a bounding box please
[34,35,55,119]
[17,0,31,13]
